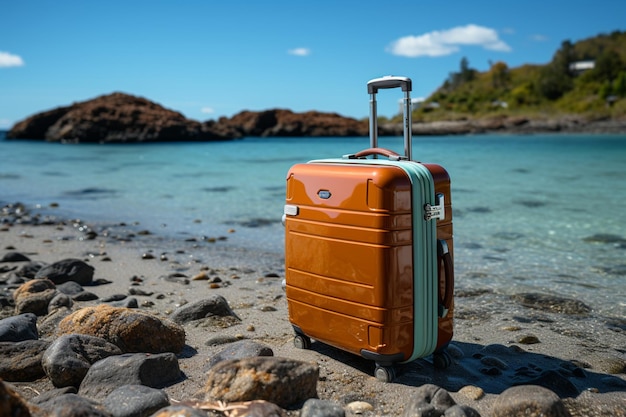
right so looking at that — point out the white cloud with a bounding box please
[201,107,215,114]
[0,51,25,68]
[288,47,311,56]
[387,24,511,58]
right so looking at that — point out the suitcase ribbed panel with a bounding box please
[307,158,438,362]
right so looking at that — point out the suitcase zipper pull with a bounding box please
[424,193,445,221]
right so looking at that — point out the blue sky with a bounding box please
[1,0,625,129]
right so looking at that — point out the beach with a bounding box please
[1,205,625,417]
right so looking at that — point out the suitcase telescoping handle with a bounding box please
[367,76,413,160]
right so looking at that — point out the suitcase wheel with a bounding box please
[293,334,312,350]
[432,350,453,369]
[374,365,396,383]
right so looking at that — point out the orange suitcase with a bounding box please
[283,76,454,381]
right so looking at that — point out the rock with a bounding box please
[0,379,32,417]
[400,384,480,416]
[78,352,182,401]
[302,398,345,417]
[35,393,112,417]
[0,339,50,381]
[13,278,58,316]
[0,313,38,341]
[103,384,170,417]
[42,333,122,387]
[34,258,94,285]
[7,92,240,143]
[345,401,373,414]
[205,339,274,370]
[200,356,319,408]
[219,109,368,137]
[458,385,484,401]
[57,304,186,354]
[0,252,31,262]
[492,385,570,417]
[169,295,240,324]
[515,370,579,398]
[511,293,592,316]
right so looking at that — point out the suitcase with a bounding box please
[283,76,454,381]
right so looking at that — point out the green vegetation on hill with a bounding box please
[409,30,626,123]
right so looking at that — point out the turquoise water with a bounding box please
[1,133,625,319]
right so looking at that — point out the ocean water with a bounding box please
[1,133,625,319]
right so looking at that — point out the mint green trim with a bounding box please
[309,158,438,362]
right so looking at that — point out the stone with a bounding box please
[58,304,186,354]
[402,384,456,417]
[492,385,570,417]
[0,339,50,381]
[0,313,38,342]
[42,333,122,387]
[35,258,94,285]
[201,356,319,408]
[169,295,239,324]
[78,352,181,401]
[515,370,579,398]
[205,339,274,370]
[0,379,32,417]
[302,398,345,417]
[7,92,240,143]
[103,384,170,417]
[0,252,31,262]
[35,393,111,417]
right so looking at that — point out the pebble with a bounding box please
[345,400,374,414]
[492,385,569,417]
[459,385,485,400]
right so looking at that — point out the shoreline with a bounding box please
[1,205,625,416]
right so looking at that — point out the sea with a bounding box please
[1,132,625,319]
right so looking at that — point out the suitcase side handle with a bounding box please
[350,147,408,161]
[367,76,413,160]
[438,239,454,318]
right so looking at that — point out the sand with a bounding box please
[1,216,625,416]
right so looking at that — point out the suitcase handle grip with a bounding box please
[352,147,407,161]
[367,76,412,94]
[438,239,454,318]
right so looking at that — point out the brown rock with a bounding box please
[200,356,319,408]
[220,109,368,137]
[0,379,34,417]
[13,278,58,316]
[7,92,240,143]
[57,304,185,354]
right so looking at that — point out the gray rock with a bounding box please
[444,405,481,417]
[35,258,95,285]
[402,384,457,417]
[0,252,31,262]
[492,385,570,417]
[103,384,170,417]
[36,393,112,417]
[49,291,73,310]
[79,353,182,401]
[42,333,122,388]
[170,295,239,324]
[205,339,274,370]
[15,261,45,279]
[201,356,319,408]
[301,398,345,417]
[0,312,38,341]
[56,280,87,295]
[0,339,50,381]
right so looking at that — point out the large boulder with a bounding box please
[217,108,369,137]
[7,92,240,143]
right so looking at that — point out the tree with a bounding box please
[490,61,510,89]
